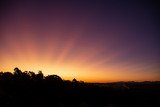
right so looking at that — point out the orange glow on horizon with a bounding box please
[1,57,159,82]
[0,30,159,82]
[1,1,160,82]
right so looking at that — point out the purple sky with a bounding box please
[0,0,160,82]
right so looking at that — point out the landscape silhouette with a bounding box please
[1,0,160,107]
[0,68,160,107]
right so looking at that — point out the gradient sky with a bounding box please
[0,0,160,82]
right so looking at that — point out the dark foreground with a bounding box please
[0,68,160,107]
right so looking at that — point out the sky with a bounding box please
[0,0,160,82]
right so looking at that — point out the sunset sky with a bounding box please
[0,0,159,82]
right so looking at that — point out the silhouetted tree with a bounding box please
[0,72,13,81]
[28,71,36,79]
[35,71,44,81]
[22,71,30,81]
[13,67,23,81]
[14,67,22,75]
[45,75,62,82]
[45,75,63,86]
[72,78,78,83]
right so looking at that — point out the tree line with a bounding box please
[0,67,159,107]
[0,67,81,84]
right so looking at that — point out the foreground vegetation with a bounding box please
[0,68,160,107]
